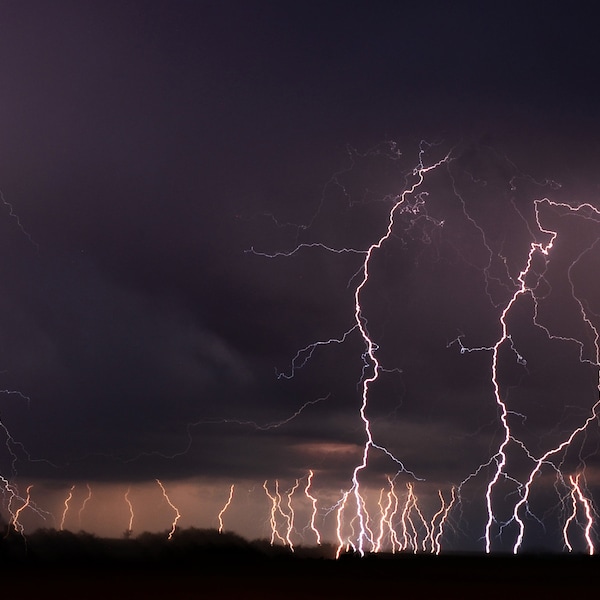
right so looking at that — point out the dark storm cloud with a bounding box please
[1,1,600,550]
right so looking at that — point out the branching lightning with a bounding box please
[2,141,600,554]
[563,473,595,555]
[10,484,33,536]
[263,479,287,546]
[250,140,600,554]
[304,470,321,545]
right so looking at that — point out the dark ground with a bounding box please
[0,528,597,598]
[4,555,599,598]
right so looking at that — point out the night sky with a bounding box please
[1,1,600,551]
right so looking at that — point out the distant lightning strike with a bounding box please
[563,473,595,554]
[400,482,429,553]
[433,487,456,555]
[263,479,287,546]
[60,485,75,531]
[125,487,134,536]
[247,243,366,259]
[217,484,235,534]
[156,479,181,540]
[563,478,579,553]
[304,470,321,545]
[0,188,39,251]
[284,479,300,551]
[10,484,33,535]
[261,478,307,550]
[131,394,330,462]
[374,477,398,552]
[1,478,49,535]
[570,473,595,555]
[78,483,92,529]
[0,192,62,538]
[1,476,23,534]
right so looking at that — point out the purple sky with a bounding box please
[1,1,600,551]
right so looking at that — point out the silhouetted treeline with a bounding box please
[1,527,599,597]
[0,526,336,567]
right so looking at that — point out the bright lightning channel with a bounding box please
[59,485,75,531]
[125,486,134,537]
[10,484,33,535]
[156,479,181,540]
[263,142,452,557]
[304,470,321,545]
[252,141,600,554]
[217,484,235,534]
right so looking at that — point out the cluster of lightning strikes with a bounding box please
[244,140,600,555]
[3,143,600,556]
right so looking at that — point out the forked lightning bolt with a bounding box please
[252,141,600,554]
[10,484,33,535]
[563,473,595,555]
[304,470,321,545]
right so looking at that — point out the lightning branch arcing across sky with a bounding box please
[250,140,600,554]
[126,394,330,462]
[3,141,600,554]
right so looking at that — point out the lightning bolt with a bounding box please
[345,145,452,555]
[59,485,75,531]
[263,479,287,546]
[258,142,451,557]
[374,476,399,552]
[217,484,235,534]
[78,483,93,530]
[450,197,600,553]
[304,470,321,545]
[0,188,38,251]
[433,487,456,555]
[563,473,595,555]
[563,476,579,553]
[569,473,595,555]
[253,140,600,554]
[284,478,300,551]
[124,486,134,538]
[128,394,329,461]
[10,484,33,536]
[156,479,181,540]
